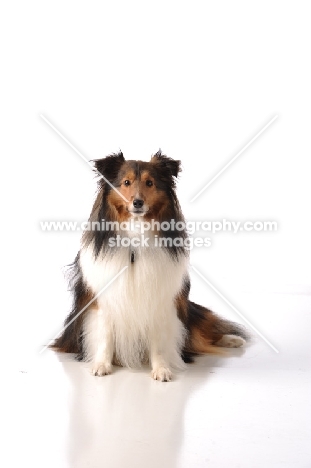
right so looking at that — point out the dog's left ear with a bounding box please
[151,150,181,178]
[92,152,125,182]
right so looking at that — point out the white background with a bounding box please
[1,1,310,364]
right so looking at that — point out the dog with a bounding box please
[52,150,248,381]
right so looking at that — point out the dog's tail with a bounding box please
[182,300,250,361]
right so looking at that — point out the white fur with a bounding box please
[216,334,246,348]
[80,228,188,380]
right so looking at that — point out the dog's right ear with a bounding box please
[92,152,125,182]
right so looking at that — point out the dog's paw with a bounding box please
[92,362,112,376]
[151,367,172,382]
[216,334,246,348]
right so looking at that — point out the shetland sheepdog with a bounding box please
[52,150,248,381]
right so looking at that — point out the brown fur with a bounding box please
[108,163,174,222]
[175,277,248,358]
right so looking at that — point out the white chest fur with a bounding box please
[79,240,188,369]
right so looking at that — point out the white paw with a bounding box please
[216,334,246,348]
[92,362,112,376]
[152,367,172,382]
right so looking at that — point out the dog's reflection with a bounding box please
[59,348,245,468]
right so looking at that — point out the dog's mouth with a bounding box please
[127,204,149,216]
[128,209,147,216]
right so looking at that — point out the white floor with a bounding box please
[6,292,311,468]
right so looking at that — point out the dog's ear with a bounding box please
[151,150,181,178]
[92,152,125,182]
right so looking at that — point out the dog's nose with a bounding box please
[133,199,144,209]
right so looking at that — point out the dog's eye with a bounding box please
[146,180,153,187]
[124,180,131,186]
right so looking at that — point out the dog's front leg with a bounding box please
[150,332,172,382]
[92,308,114,376]
[85,307,114,376]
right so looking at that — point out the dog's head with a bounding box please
[92,150,181,221]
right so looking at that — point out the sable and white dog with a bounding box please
[53,151,248,381]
